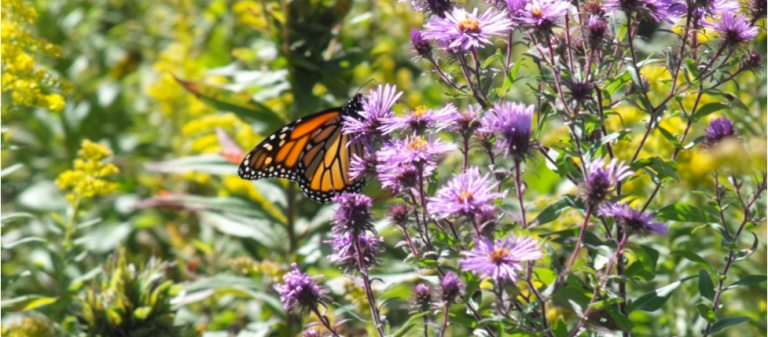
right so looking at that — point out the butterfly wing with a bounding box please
[238,107,365,203]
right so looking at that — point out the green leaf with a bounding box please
[726,274,767,290]
[174,76,286,130]
[629,276,695,312]
[624,245,660,281]
[697,303,716,322]
[532,195,579,227]
[698,269,715,300]
[392,312,428,337]
[673,250,716,275]
[710,316,749,333]
[552,318,568,337]
[133,306,152,320]
[21,296,58,311]
[691,102,728,122]
[733,231,759,261]
[657,203,717,223]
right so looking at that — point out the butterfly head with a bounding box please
[343,94,365,117]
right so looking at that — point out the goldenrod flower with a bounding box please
[55,140,120,205]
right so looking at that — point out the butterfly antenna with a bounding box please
[355,79,377,96]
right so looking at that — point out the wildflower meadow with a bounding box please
[2,0,767,336]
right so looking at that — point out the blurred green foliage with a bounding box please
[1,0,765,336]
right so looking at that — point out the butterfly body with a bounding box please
[238,95,365,203]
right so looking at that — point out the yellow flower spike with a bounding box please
[55,140,120,205]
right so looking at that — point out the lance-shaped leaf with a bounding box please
[174,76,286,131]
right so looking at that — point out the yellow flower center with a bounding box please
[412,106,428,117]
[531,7,543,18]
[408,137,428,151]
[457,190,474,203]
[458,18,480,33]
[489,247,510,264]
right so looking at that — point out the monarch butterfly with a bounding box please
[238,95,366,203]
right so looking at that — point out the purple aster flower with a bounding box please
[587,15,609,46]
[422,7,512,51]
[506,0,528,18]
[343,84,403,145]
[459,235,542,284]
[480,101,534,161]
[428,167,503,220]
[381,104,457,134]
[376,135,455,169]
[274,263,327,313]
[376,160,422,194]
[446,104,482,135]
[749,0,767,20]
[389,203,411,226]
[327,231,382,272]
[440,271,465,303]
[350,152,376,180]
[411,283,433,312]
[411,29,433,58]
[705,116,736,145]
[713,12,759,47]
[332,192,373,233]
[743,49,762,69]
[582,158,633,206]
[603,0,681,24]
[599,203,668,235]
[513,0,571,31]
[688,0,740,25]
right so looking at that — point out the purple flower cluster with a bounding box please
[423,7,512,51]
[599,203,668,235]
[382,104,457,134]
[511,0,571,31]
[376,135,454,193]
[275,263,327,313]
[411,283,433,311]
[459,235,542,284]
[332,192,374,233]
[327,231,382,272]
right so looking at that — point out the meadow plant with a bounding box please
[271,1,766,336]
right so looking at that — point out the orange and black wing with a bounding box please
[238,106,365,203]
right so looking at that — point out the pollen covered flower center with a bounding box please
[412,106,428,118]
[531,7,543,18]
[458,18,481,33]
[489,247,510,264]
[457,190,474,203]
[408,137,428,151]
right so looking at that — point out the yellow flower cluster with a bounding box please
[1,0,65,112]
[232,0,268,31]
[56,140,120,205]
[1,315,54,337]
[181,113,258,154]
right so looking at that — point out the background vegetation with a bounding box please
[2,0,765,336]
